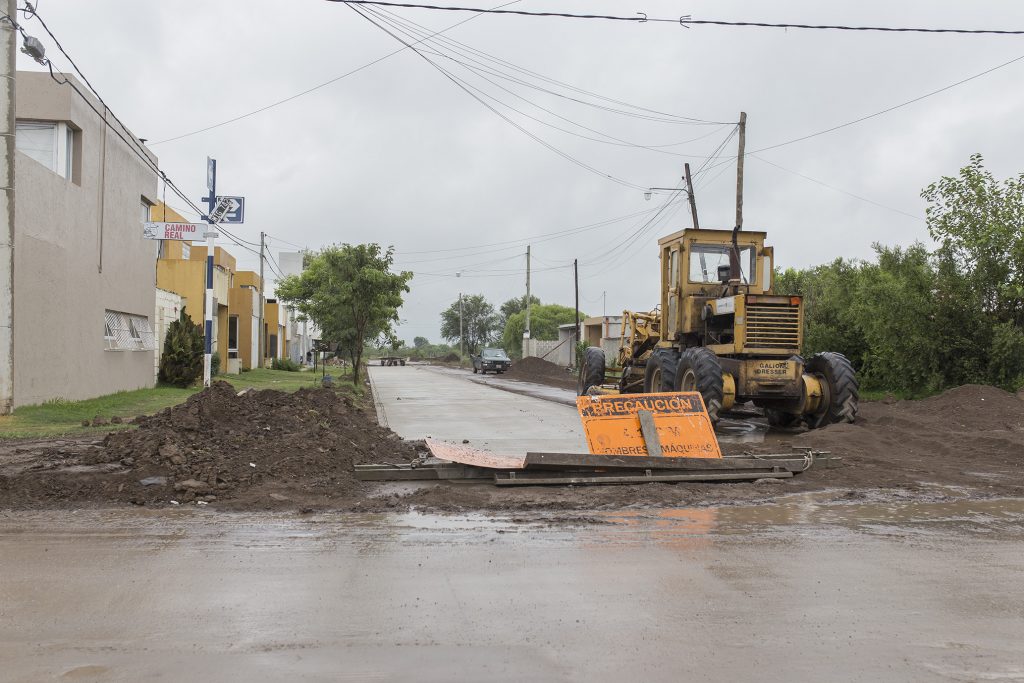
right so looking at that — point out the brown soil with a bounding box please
[0,382,424,511]
[398,384,1024,512]
[502,356,577,390]
[1,383,1021,514]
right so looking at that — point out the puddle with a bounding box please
[600,493,1024,540]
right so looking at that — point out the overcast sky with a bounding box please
[17,0,1024,343]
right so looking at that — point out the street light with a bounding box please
[645,187,686,201]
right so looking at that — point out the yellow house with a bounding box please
[152,202,236,372]
[229,271,262,370]
[263,299,288,363]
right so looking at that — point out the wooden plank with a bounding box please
[354,463,494,481]
[524,452,809,472]
[494,470,793,487]
[637,409,663,457]
[425,438,526,470]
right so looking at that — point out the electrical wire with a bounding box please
[368,5,730,126]
[364,7,733,155]
[330,1,1024,34]
[145,0,527,144]
[750,155,925,222]
[349,5,649,190]
[750,51,1024,155]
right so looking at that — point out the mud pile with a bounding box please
[0,382,423,509]
[782,383,1024,493]
[503,356,577,389]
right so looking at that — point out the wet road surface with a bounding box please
[2,501,1024,682]
[369,363,588,454]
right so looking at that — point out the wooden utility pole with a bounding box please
[524,245,531,339]
[735,111,747,230]
[573,259,579,365]
[684,162,699,230]
[258,231,265,368]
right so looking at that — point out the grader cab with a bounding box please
[579,227,859,429]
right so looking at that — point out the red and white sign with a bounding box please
[143,222,207,241]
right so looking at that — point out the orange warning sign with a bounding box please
[576,392,722,458]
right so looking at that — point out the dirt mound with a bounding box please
[504,356,577,389]
[770,383,1024,493]
[0,382,423,510]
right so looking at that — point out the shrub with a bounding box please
[272,357,300,372]
[158,307,203,387]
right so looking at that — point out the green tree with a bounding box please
[277,244,411,383]
[158,307,204,387]
[922,153,1024,326]
[498,294,541,329]
[502,303,585,357]
[413,336,429,349]
[440,294,498,355]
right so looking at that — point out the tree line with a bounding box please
[776,155,1023,395]
[438,294,583,357]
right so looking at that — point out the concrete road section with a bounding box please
[369,363,587,454]
[2,504,1024,682]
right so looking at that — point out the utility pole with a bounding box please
[458,292,464,367]
[258,231,265,368]
[602,291,606,318]
[0,0,14,415]
[200,158,218,387]
[735,111,747,230]
[524,245,531,340]
[684,162,700,230]
[573,258,579,365]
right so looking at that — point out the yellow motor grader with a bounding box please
[578,226,859,429]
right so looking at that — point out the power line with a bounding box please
[349,5,649,190]
[369,5,729,126]
[365,7,733,153]
[330,1,1024,34]
[146,0,526,144]
[750,155,924,222]
[680,19,1024,35]
[752,52,1024,155]
[11,7,297,285]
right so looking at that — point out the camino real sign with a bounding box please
[143,222,207,241]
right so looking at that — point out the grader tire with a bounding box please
[805,352,859,428]
[765,408,803,430]
[577,347,606,396]
[675,347,725,423]
[643,350,678,393]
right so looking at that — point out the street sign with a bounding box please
[143,222,207,241]
[215,195,245,223]
[206,157,216,191]
[208,196,235,224]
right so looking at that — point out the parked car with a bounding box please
[472,348,512,374]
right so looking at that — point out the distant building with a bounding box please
[4,72,158,408]
[153,201,265,373]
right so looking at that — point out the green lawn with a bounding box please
[0,367,355,440]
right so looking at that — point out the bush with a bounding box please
[211,352,221,376]
[158,307,203,387]
[272,357,301,372]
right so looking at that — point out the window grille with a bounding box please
[104,310,156,351]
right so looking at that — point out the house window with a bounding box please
[104,310,156,351]
[228,315,239,358]
[16,120,75,180]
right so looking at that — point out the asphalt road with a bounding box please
[368,363,587,454]
[1,366,1022,682]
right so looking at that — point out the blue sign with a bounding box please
[216,196,245,224]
